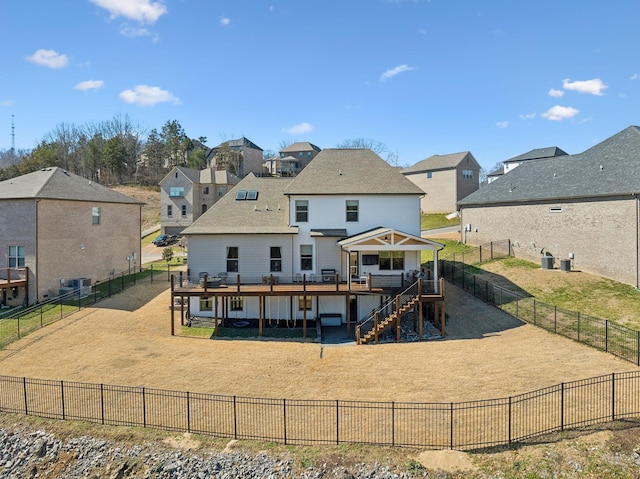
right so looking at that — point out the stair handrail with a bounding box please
[356,280,420,343]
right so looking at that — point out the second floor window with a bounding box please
[203,186,209,195]
[181,205,187,216]
[227,246,239,272]
[426,171,433,179]
[300,245,313,270]
[295,200,308,222]
[91,207,101,225]
[379,251,405,270]
[8,246,25,268]
[170,187,184,197]
[270,247,282,272]
[462,170,473,179]
[346,200,359,222]
[167,205,173,217]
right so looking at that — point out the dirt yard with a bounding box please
[0,278,635,404]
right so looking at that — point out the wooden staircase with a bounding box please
[358,296,419,344]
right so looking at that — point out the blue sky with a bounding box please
[1,0,639,170]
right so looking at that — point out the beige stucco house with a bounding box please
[159,166,240,235]
[458,126,640,288]
[0,167,143,305]
[402,151,480,213]
[207,137,263,178]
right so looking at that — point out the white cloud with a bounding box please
[562,78,607,96]
[89,0,167,23]
[548,89,564,98]
[219,16,230,26]
[0,100,13,107]
[630,73,639,80]
[26,49,69,69]
[119,85,180,106]
[541,105,579,121]
[283,122,313,135]
[519,113,536,120]
[120,25,153,38]
[379,64,415,82]
[74,80,105,91]
[496,121,509,129]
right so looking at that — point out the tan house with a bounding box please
[159,166,240,235]
[0,167,143,305]
[278,142,321,174]
[402,151,480,213]
[458,126,640,288]
[207,137,263,178]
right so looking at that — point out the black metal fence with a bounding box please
[0,264,177,349]
[439,242,640,365]
[1,372,639,450]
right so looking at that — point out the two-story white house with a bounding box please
[178,149,445,341]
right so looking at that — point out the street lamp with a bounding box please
[126,252,136,276]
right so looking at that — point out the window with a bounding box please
[346,200,359,222]
[227,247,239,272]
[181,205,187,216]
[300,245,313,270]
[91,207,100,225]
[230,296,243,311]
[246,190,258,200]
[167,205,173,217]
[295,200,308,222]
[270,247,282,272]
[170,187,184,198]
[426,171,432,179]
[307,151,312,157]
[298,152,303,158]
[379,251,405,270]
[462,170,473,179]
[298,296,312,311]
[8,246,25,268]
[203,186,209,195]
[201,204,207,214]
[200,297,212,311]
[236,190,247,200]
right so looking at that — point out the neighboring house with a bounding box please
[487,147,568,183]
[278,142,322,174]
[0,167,143,305]
[402,151,480,213]
[458,126,640,288]
[180,149,445,336]
[159,166,240,235]
[262,155,300,177]
[207,137,263,178]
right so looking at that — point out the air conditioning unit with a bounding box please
[69,278,92,297]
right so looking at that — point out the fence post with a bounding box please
[491,241,494,260]
[233,396,237,439]
[508,396,512,445]
[23,377,28,415]
[40,307,43,328]
[577,313,581,342]
[560,383,565,431]
[554,306,557,334]
[61,380,65,420]
[77,289,81,311]
[186,391,191,433]
[637,330,640,367]
[336,399,340,445]
[611,373,616,422]
[450,402,454,449]
[100,384,105,425]
[392,401,395,447]
[479,245,483,263]
[283,398,287,445]
[142,387,147,428]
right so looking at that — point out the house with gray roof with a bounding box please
[458,126,640,288]
[159,166,240,235]
[0,167,143,305]
[277,142,322,175]
[206,137,263,178]
[401,151,480,213]
[179,149,445,341]
[488,146,569,183]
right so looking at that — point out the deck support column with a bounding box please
[346,294,350,336]
[440,299,446,336]
[214,296,219,336]
[170,275,175,336]
[259,296,263,337]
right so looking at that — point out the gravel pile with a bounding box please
[0,427,424,478]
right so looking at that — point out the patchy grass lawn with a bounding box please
[420,213,460,231]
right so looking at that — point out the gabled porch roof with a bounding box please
[338,227,444,252]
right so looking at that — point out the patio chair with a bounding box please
[217,272,228,285]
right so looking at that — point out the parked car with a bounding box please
[152,234,171,246]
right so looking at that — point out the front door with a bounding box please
[349,252,359,279]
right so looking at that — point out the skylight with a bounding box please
[246,190,258,200]
[236,190,247,200]
[236,189,258,201]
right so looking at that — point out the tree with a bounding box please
[161,120,191,168]
[212,142,243,176]
[103,136,128,183]
[337,138,401,167]
[162,247,174,263]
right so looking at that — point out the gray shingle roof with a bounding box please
[279,142,321,153]
[459,126,640,206]
[504,146,568,163]
[182,174,297,235]
[402,151,477,174]
[212,137,262,151]
[284,149,424,195]
[0,167,143,204]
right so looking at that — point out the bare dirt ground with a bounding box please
[0,278,635,403]
[111,185,160,231]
